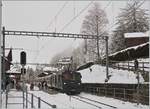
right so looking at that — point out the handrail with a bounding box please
[40,99,56,108]
[27,92,56,108]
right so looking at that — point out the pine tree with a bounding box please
[117,1,149,32]
[110,1,149,53]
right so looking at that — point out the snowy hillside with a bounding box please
[79,64,144,84]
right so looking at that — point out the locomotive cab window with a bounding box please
[72,72,82,82]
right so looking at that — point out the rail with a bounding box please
[76,95,117,108]
[72,96,102,109]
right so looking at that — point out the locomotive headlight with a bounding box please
[64,82,66,85]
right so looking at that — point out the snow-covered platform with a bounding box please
[2,89,149,109]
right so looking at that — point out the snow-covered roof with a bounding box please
[124,32,149,38]
[43,67,58,72]
[6,67,20,74]
[79,64,144,84]
[57,61,71,64]
[43,72,49,75]
[109,42,149,57]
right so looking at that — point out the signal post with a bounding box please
[20,51,26,108]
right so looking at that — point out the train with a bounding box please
[36,70,82,95]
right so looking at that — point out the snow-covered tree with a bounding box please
[117,1,149,32]
[26,67,35,82]
[81,2,108,62]
[110,1,149,53]
[72,43,86,67]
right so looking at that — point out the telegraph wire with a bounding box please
[60,1,94,32]
[39,1,69,62]
[60,0,112,33]
[46,1,69,29]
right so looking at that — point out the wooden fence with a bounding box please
[107,61,149,71]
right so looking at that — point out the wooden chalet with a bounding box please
[124,32,149,48]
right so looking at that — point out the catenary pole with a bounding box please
[105,36,109,80]
[96,15,100,62]
[2,27,5,92]
[0,0,2,107]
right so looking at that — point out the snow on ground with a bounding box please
[79,64,144,83]
[79,93,149,109]
[2,90,24,109]
[43,67,59,72]
[137,58,149,62]
[2,89,149,109]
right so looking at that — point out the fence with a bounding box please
[5,84,56,109]
[26,92,56,108]
[108,61,149,72]
[82,86,149,105]
[104,61,149,82]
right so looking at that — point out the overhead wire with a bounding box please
[60,1,94,32]
[84,0,112,55]
[34,0,146,63]
[33,36,40,62]
[59,1,94,56]
[35,1,69,62]
[46,1,69,30]
[44,1,94,59]
[73,0,76,17]
[99,0,112,31]
[103,0,112,10]
[60,0,112,33]
[100,0,146,37]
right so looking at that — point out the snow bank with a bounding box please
[79,64,144,84]
[138,58,149,62]
[124,32,149,38]
[43,66,59,72]
[6,67,21,74]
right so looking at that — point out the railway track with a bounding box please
[43,87,117,109]
[72,95,117,109]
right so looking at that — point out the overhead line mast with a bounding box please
[4,30,107,40]
[3,29,109,81]
[12,62,56,66]
[0,0,2,107]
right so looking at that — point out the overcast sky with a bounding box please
[2,0,150,64]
